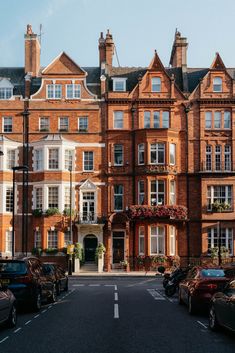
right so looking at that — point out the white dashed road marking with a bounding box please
[25,320,31,325]
[114,303,119,319]
[147,289,166,300]
[114,292,118,301]
[14,328,22,333]
[197,321,208,329]
[0,337,9,344]
[72,284,85,287]
[89,284,101,287]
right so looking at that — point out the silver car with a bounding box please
[0,281,17,328]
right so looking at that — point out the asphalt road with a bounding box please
[0,277,235,353]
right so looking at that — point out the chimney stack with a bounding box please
[98,29,114,69]
[24,24,40,77]
[169,30,188,68]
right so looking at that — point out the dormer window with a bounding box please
[0,78,14,100]
[112,78,126,92]
[151,77,161,92]
[47,84,62,99]
[66,84,81,99]
[213,77,222,92]
[0,88,13,100]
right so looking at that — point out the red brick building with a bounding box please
[0,26,234,270]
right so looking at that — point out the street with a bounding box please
[0,277,234,353]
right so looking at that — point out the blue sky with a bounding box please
[0,0,235,68]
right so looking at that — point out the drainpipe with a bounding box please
[184,104,191,265]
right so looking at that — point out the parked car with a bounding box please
[0,257,57,312]
[178,267,231,314]
[209,279,235,332]
[42,263,68,295]
[0,281,17,328]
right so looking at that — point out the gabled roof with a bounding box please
[42,52,87,76]
[210,52,226,70]
[80,179,97,190]
[148,51,166,72]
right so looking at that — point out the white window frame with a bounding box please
[46,84,62,99]
[139,226,145,255]
[39,117,50,132]
[138,180,145,205]
[169,226,176,256]
[48,186,59,209]
[5,230,12,254]
[112,78,127,92]
[153,111,160,128]
[138,143,145,165]
[151,77,161,92]
[150,180,165,206]
[114,144,123,166]
[78,117,88,132]
[207,185,232,211]
[59,117,69,131]
[6,149,16,170]
[2,116,12,133]
[0,88,13,100]
[205,111,212,129]
[170,180,176,205]
[66,84,81,99]
[224,145,231,171]
[48,148,59,170]
[213,77,222,92]
[208,228,233,255]
[169,144,176,165]
[47,230,58,249]
[113,111,124,129]
[34,230,42,249]
[114,184,123,211]
[215,145,222,171]
[5,186,13,213]
[150,226,165,255]
[150,143,165,165]
[64,149,73,170]
[205,145,212,171]
[35,187,43,210]
[83,151,94,171]
[34,149,43,171]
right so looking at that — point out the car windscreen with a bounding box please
[201,269,225,278]
[0,261,27,274]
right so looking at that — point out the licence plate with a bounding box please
[0,279,10,285]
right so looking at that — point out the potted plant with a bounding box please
[95,243,106,273]
[31,247,42,256]
[120,260,128,271]
[45,208,61,217]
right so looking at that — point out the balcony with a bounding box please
[128,205,188,221]
[76,213,106,224]
[135,164,178,175]
[200,161,232,173]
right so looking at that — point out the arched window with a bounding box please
[213,77,222,92]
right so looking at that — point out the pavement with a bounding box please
[70,270,159,277]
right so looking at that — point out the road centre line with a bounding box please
[197,321,208,329]
[14,328,22,333]
[25,320,31,325]
[89,284,100,287]
[0,336,9,344]
[72,284,85,287]
[114,292,118,301]
[114,303,119,319]
[41,309,47,313]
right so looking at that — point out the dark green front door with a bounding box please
[84,236,97,262]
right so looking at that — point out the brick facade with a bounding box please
[0,26,234,270]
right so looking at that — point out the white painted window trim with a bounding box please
[46,84,62,99]
[150,226,165,255]
[169,226,176,256]
[112,78,127,92]
[139,226,145,255]
[66,83,81,99]
[83,151,94,172]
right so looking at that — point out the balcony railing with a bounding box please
[201,161,232,173]
[76,213,107,224]
[128,205,188,221]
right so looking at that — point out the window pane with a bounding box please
[40,117,49,131]
[59,117,68,131]
[83,151,94,171]
[114,185,123,210]
[153,112,160,128]
[3,117,12,132]
[65,150,73,170]
[48,187,59,208]
[114,111,123,129]
[7,150,16,169]
[114,145,123,165]
[48,149,59,169]
[138,144,145,165]
[152,77,161,92]
[213,77,222,92]
[170,144,176,165]
[144,111,151,128]
[162,112,169,128]
[35,188,43,209]
[205,112,212,128]
[79,117,88,131]
[47,230,58,248]
[114,80,125,91]
[6,187,13,212]
[214,112,221,128]
[224,111,231,129]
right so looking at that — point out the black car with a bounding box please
[0,281,17,328]
[42,263,68,295]
[209,279,235,332]
[0,257,57,311]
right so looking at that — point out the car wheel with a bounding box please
[6,304,17,328]
[178,288,183,305]
[209,305,219,331]
[33,291,42,312]
[50,285,57,303]
[188,295,196,315]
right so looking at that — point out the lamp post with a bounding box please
[12,165,29,258]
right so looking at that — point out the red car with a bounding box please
[178,267,231,314]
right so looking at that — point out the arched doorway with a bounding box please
[84,234,98,262]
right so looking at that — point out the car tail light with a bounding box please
[14,276,31,284]
[197,283,217,290]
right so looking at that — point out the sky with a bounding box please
[0,0,235,69]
